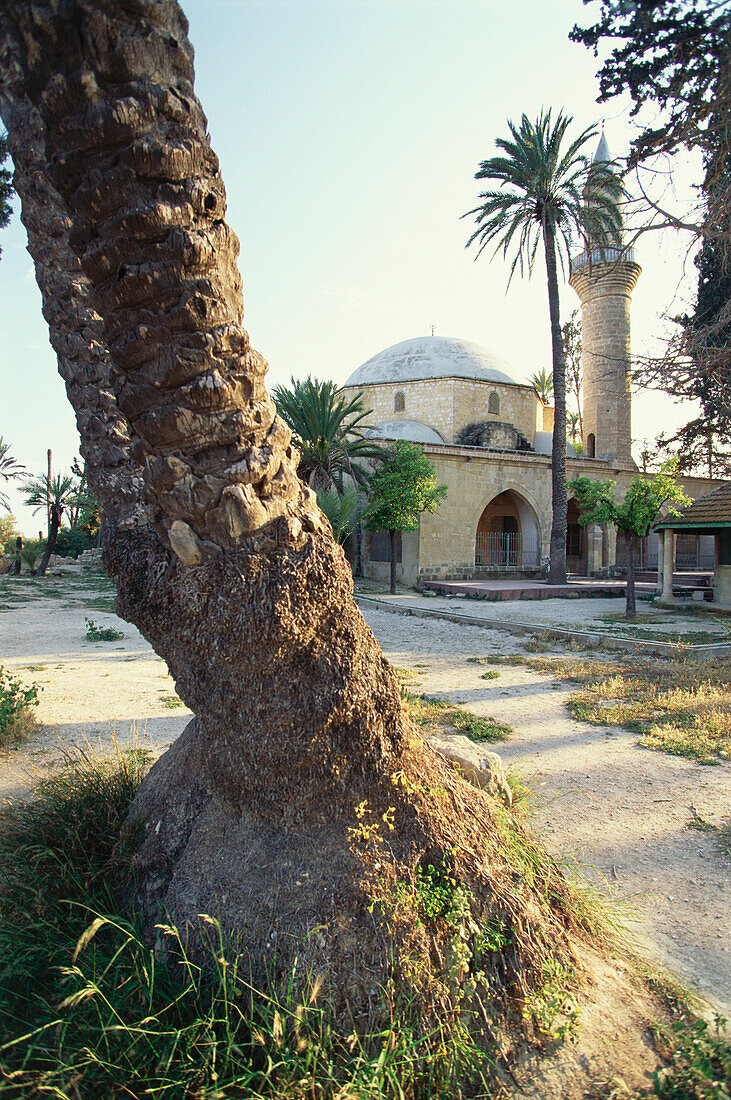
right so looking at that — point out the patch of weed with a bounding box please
[405,691,512,743]
[480,669,500,680]
[160,693,185,709]
[85,616,125,642]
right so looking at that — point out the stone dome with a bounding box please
[345,335,518,387]
[365,420,445,445]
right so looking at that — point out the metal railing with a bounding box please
[475,532,540,571]
[570,246,636,275]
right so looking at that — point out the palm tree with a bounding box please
[0,4,639,1041]
[22,471,91,575]
[464,110,624,583]
[272,376,383,492]
[566,411,583,452]
[530,367,554,405]
[0,437,25,511]
[315,484,364,545]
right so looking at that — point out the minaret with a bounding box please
[569,132,641,468]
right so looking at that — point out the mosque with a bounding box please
[341,226,722,587]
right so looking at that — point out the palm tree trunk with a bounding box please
[543,219,568,585]
[36,503,60,576]
[625,533,637,619]
[0,0,604,1022]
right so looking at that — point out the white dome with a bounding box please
[366,420,445,445]
[345,335,517,387]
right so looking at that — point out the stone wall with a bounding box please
[342,377,540,446]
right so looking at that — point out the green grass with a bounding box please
[405,691,512,743]
[0,750,501,1098]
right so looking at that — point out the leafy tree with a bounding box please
[464,110,624,585]
[0,437,25,511]
[571,1,731,447]
[272,376,383,493]
[21,472,92,576]
[567,411,583,453]
[570,0,729,166]
[366,441,446,594]
[568,462,689,619]
[315,485,363,547]
[562,309,583,440]
[0,513,19,554]
[530,367,553,405]
[655,417,731,480]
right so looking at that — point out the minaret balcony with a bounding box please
[570,245,636,275]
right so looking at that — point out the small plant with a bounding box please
[160,693,184,709]
[85,616,124,641]
[525,957,581,1043]
[651,1014,730,1100]
[0,666,40,747]
[480,669,500,680]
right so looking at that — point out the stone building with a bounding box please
[341,145,725,586]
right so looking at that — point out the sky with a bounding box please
[0,0,704,533]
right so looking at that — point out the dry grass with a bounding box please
[479,651,731,766]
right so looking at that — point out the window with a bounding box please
[587,432,596,458]
[488,391,500,415]
[369,530,402,563]
[394,391,405,412]
[566,523,583,557]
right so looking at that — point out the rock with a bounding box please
[428,732,512,806]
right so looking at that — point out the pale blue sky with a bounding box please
[0,0,700,531]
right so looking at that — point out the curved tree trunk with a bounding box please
[543,219,568,585]
[0,0,615,1033]
[36,501,60,575]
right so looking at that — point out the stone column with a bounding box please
[604,526,617,574]
[587,524,603,575]
[656,530,665,596]
[661,530,675,604]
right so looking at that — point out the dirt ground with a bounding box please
[1,570,729,1018]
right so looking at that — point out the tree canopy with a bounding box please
[366,442,446,536]
[568,462,689,617]
[272,376,382,493]
[570,0,730,165]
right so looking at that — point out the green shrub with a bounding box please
[85,617,124,641]
[0,666,40,747]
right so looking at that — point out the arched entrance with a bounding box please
[566,497,588,575]
[475,490,540,572]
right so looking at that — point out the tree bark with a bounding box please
[389,528,397,593]
[0,0,599,1022]
[625,533,637,619]
[543,219,568,585]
